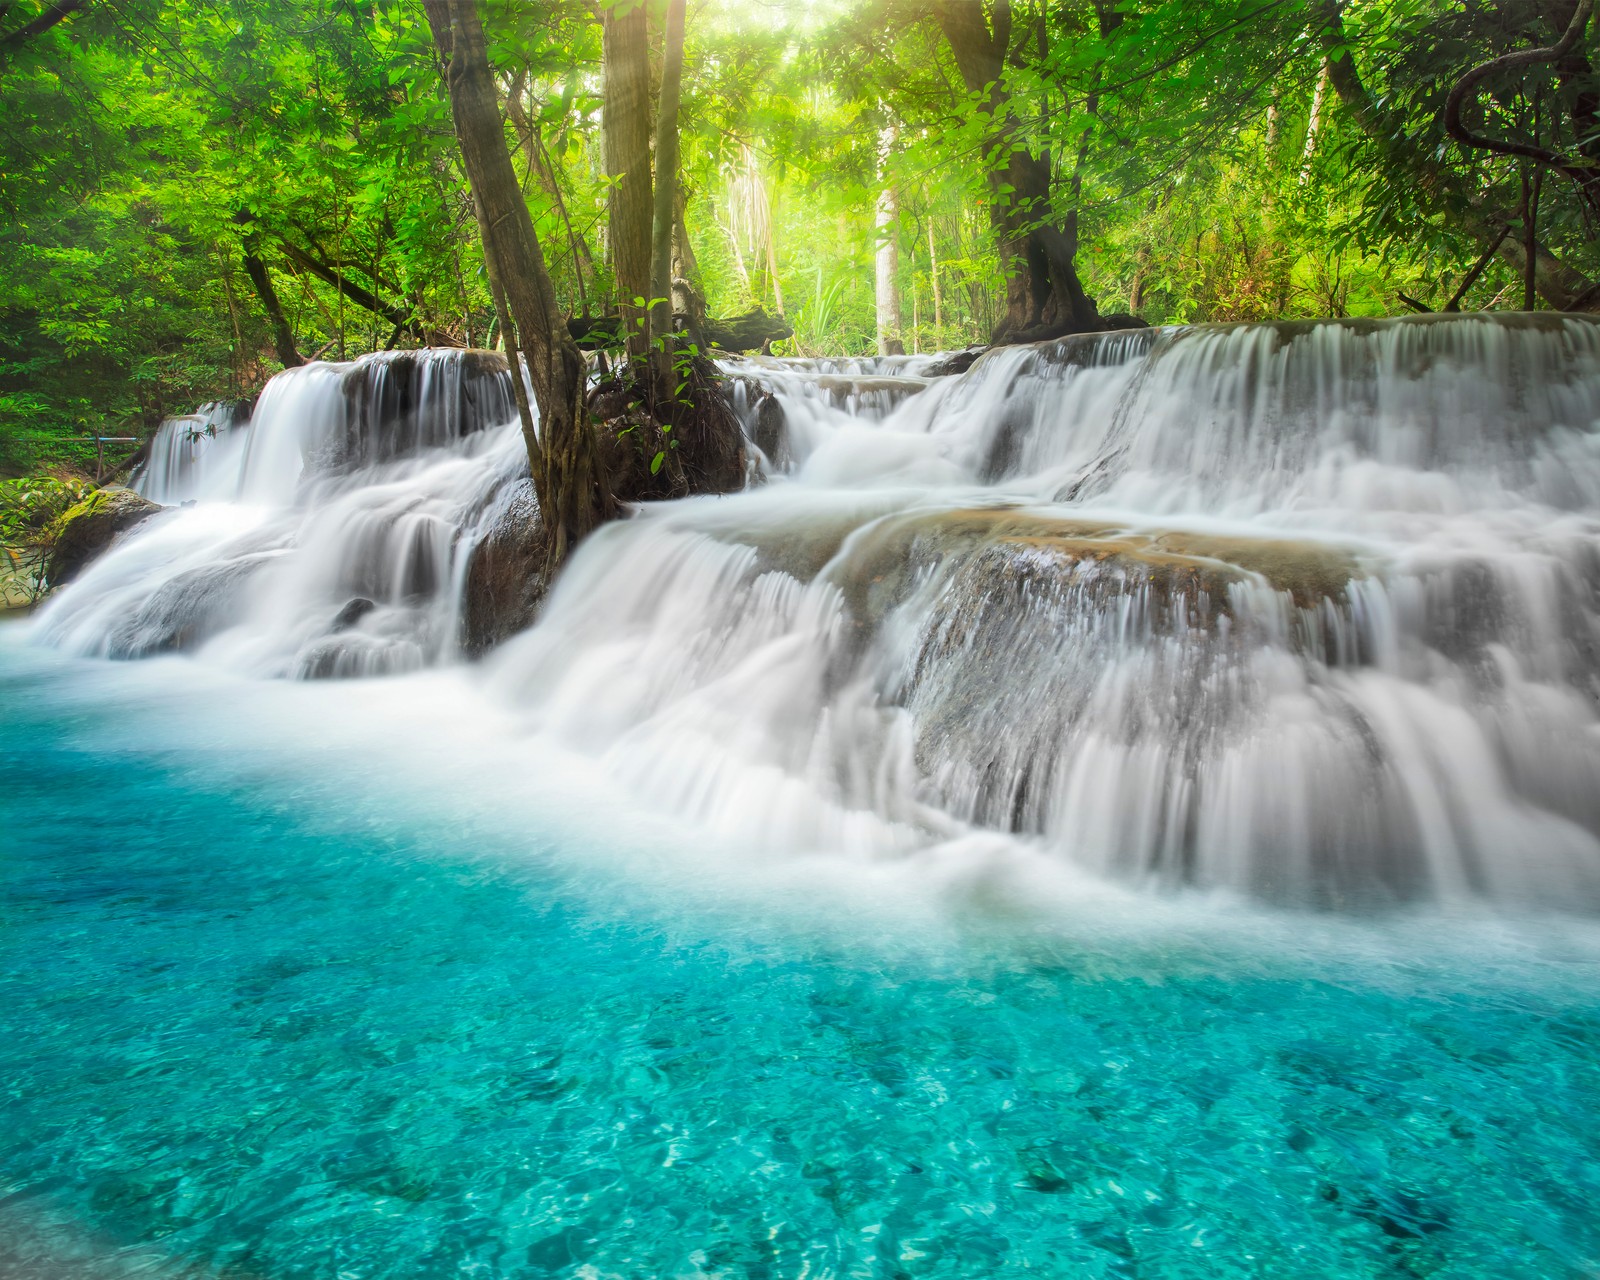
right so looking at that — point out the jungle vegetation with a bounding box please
[2,0,1598,484]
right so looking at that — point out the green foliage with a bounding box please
[2,0,1595,488]
[0,475,94,544]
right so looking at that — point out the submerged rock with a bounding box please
[102,552,277,657]
[44,488,163,587]
[922,346,987,377]
[752,391,789,469]
[331,597,377,632]
[332,348,514,472]
[804,506,1364,637]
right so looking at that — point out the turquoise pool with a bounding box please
[2,638,1598,1279]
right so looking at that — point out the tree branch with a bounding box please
[1442,0,1598,191]
[0,0,86,51]
[277,239,422,337]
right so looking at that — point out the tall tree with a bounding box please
[934,0,1100,342]
[875,122,903,356]
[602,0,654,356]
[424,0,612,563]
[649,0,687,350]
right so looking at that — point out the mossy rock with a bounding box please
[44,487,163,587]
[804,505,1365,645]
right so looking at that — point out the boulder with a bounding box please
[331,597,377,632]
[459,478,551,657]
[101,552,274,656]
[752,391,789,469]
[44,487,163,587]
[923,346,987,378]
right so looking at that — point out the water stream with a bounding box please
[38,313,1600,910]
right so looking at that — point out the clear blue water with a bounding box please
[3,638,1600,1279]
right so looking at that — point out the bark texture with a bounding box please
[424,0,612,565]
[649,0,687,350]
[240,248,303,369]
[935,0,1099,342]
[602,1,653,356]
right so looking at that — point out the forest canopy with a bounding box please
[2,0,1598,475]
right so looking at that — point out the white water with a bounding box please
[31,315,1600,910]
[42,349,519,677]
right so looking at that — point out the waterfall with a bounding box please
[132,400,253,505]
[39,349,522,678]
[31,315,1600,909]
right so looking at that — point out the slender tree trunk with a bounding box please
[506,76,595,312]
[214,243,245,392]
[424,0,612,564]
[1299,60,1330,184]
[718,206,754,301]
[763,204,784,317]
[649,0,686,350]
[1524,166,1542,310]
[928,217,942,330]
[875,124,903,356]
[602,1,653,356]
[672,185,709,346]
[241,249,303,368]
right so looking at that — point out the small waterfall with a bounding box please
[132,400,253,504]
[38,349,523,678]
[31,315,1600,910]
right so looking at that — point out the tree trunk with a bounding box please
[671,185,709,347]
[241,249,303,368]
[424,0,612,564]
[1298,60,1330,184]
[875,124,904,356]
[602,0,653,356]
[649,0,686,353]
[935,0,1099,342]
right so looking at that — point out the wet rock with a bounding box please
[833,507,1361,625]
[44,488,164,587]
[102,551,276,656]
[335,349,514,470]
[331,597,377,632]
[460,478,550,657]
[817,509,1368,873]
[813,375,927,400]
[586,378,632,423]
[753,391,789,469]
[923,346,987,377]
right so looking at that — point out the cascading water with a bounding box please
[31,314,1600,910]
[132,399,254,505]
[40,348,522,678]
